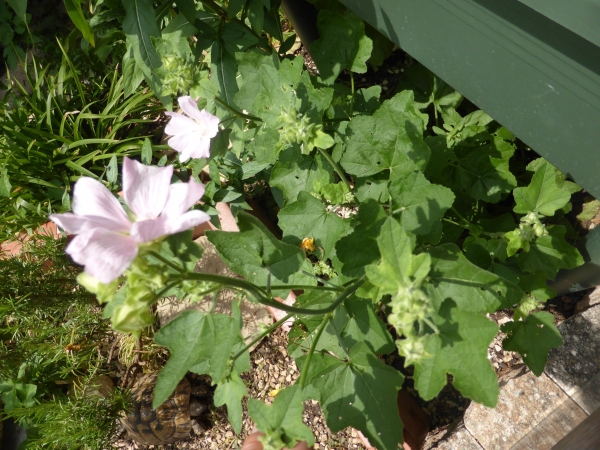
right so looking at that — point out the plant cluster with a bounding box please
[1,0,587,449]
[0,1,30,70]
[0,50,164,240]
[0,235,126,449]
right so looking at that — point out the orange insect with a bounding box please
[65,343,82,352]
[300,237,316,253]
[300,237,324,260]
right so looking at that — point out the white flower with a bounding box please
[164,96,220,162]
[49,157,210,283]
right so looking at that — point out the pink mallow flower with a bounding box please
[164,96,220,162]
[50,157,210,284]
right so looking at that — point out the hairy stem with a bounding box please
[299,313,332,389]
[150,281,182,304]
[214,97,262,122]
[231,313,294,363]
[316,146,353,194]
[329,319,350,359]
[180,273,364,316]
[350,72,355,117]
[147,251,185,273]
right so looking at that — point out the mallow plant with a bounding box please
[51,3,583,450]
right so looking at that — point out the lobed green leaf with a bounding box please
[300,343,404,450]
[341,91,429,181]
[413,299,499,406]
[501,311,562,376]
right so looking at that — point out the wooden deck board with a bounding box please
[551,407,600,450]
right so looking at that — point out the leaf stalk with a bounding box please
[299,313,332,389]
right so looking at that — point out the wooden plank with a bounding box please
[464,369,568,450]
[570,371,600,414]
[551,407,600,450]
[511,398,588,450]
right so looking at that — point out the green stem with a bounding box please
[299,313,332,389]
[442,217,499,239]
[316,146,353,194]
[191,286,222,300]
[261,278,364,316]
[181,273,363,315]
[349,72,355,117]
[198,0,227,17]
[231,313,294,362]
[266,273,271,296]
[150,280,182,304]
[300,270,340,288]
[219,116,238,127]
[213,97,262,122]
[329,319,350,359]
[422,317,439,335]
[450,206,471,226]
[181,272,268,298]
[322,117,349,123]
[208,291,220,313]
[442,217,467,229]
[269,284,343,292]
[148,251,186,273]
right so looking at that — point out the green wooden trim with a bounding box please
[549,226,600,294]
[518,0,600,48]
[339,0,600,200]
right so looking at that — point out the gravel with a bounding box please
[112,328,364,450]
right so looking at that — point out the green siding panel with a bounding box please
[338,0,600,200]
[518,0,600,48]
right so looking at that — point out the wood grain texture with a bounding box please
[551,407,600,450]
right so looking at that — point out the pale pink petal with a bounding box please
[178,96,206,123]
[165,210,211,235]
[71,178,131,232]
[50,213,129,235]
[189,137,211,159]
[130,217,170,243]
[50,213,91,234]
[162,179,206,218]
[168,131,211,160]
[66,229,138,283]
[197,110,220,138]
[122,157,173,219]
[164,112,199,135]
[179,144,193,163]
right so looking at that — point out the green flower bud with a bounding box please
[111,296,155,333]
[278,108,333,154]
[397,334,428,366]
[77,272,119,304]
[514,296,542,320]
